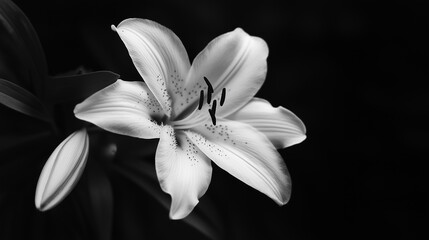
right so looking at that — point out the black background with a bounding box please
[4,0,429,239]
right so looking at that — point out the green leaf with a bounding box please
[0,78,50,122]
[45,71,120,104]
[113,159,223,240]
[0,0,48,95]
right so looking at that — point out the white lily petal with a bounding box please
[155,125,212,219]
[74,80,162,139]
[176,28,268,125]
[228,98,306,149]
[185,120,290,205]
[35,129,89,211]
[113,19,191,118]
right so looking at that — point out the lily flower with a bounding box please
[74,18,306,219]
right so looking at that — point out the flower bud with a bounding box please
[35,128,89,211]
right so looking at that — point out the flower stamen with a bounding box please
[220,87,226,106]
[208,100,217,125]
[203,76,213,104]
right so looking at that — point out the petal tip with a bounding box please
[232,27,247,35]
[169,209,187,220]
[73,103,83,118]
[276,183,292,206]
[35,200,48,212]
[34,197,43,211]
[234,27,244,32]
[169,212,184,220]
[277,198,290,206]
[291,134,307,147]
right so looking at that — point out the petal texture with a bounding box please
[35,129,89,211]
[74,80,162,139]
[176,28,268,125]
[113,18,191,117]
[228,98,306,149]
[155,125,212,219]
[185,120,291,205]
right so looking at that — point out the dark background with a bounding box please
[4,0,429,239]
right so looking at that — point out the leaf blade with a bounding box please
[45,71,120,104]
[0,78,50,122]
[0,0,48,95]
